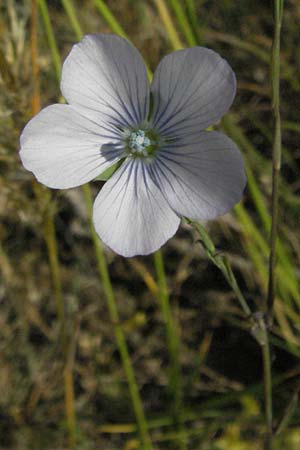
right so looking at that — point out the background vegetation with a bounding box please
[0,0,300,449]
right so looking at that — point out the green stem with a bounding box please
[166,0,197,46]
[262,1,283,447]
[184,0,203,45]
[32,2,76,443]
[258,317,273,450]
[154,250,187,449]
[82,185,151,450]
[91,0,152,79]
[267,0,283,318]
[40,196,77,449]
[38,0,61,80]
[153,0,183,50]
[189,220,252,319]
[43,206,65,337]
[190,220,275,447]
[61,0,83,39]
[92,0,127,38]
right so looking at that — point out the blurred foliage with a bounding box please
[1,0,300,449]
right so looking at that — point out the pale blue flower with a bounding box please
[20,34,246,257]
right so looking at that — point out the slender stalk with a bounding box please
[60,0,83,42]
[38,0,61,80]
[267,0,284,319]
[63,319,79,450]
[154,250,187,450]
[30,0,40,113]
[153,0,183,50]
[188,221,252,318]
[82,185,151,449]
[166,0,197,46]
[91,0,152,78]
[263,342,273,449]
[32,1,76,446]
[33,0,61,352]
[63,368,76,448]
[258,317,273,450]
[43,209,77,449]
[190,220,275,447]
[92,0,127,38]
[184,0,203,45]
[61,0,83,39]
[274,381,300,436]
[42,207,65,336]
[262,2,283,448]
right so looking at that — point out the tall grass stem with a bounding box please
[154,250,187,450]
[166,0,197,46]
[32,1,76,446]
[262,1,284,447]
[259,318,273,450]
[184,0,203,44]
[92,0,127,38]
[38,0,61,80]
[61,0,83,39]
[267,0,284,319]
[190,221,274,448]
[188,221,252,318]
[153,0,183,50]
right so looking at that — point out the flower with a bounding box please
[20,34,246,257]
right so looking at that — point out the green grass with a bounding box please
[1,0,300,449]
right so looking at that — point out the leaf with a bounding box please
[94,159,124,181]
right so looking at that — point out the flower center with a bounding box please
[129,130,151,156]
[125,128,160,158]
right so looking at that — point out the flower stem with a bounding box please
[189,220,274,448]
[82,184,152,450]
[32,2,76,446]
[188,220,252,318]
[166,0,197,46]
[153,0,184,50]
[258,317,273,450]
[184,0,203,45]
[42,206,65,339]
[38,0,61,80]
[267,0,283,320]
[92,0,127,38]
[154,250,187,450]
[43,210,77,449]
[263,1,283,447]
[61,0,83,40]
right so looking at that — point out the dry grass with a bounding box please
[1,0,300,448]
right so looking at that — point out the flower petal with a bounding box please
[20,104,123,189]
[151,131,246,220]
[93,158,180,257]
[150,47,236,138]
[61,34,150,129]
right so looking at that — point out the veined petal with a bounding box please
[150,47,236,138]
[61,34,150,129]
[151,131,246,220]
[93,158,180,257]
[20,104,123,189]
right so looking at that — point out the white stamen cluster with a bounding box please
[129,130,152,156]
